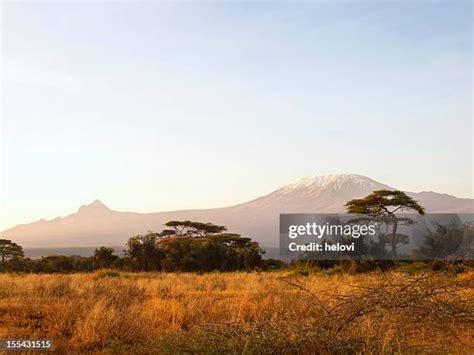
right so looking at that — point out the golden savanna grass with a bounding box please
[0,270,473,353]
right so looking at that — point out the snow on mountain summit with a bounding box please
[282,174,390,192]
[240,174,395,212]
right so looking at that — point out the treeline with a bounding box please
[2,219,471,274]
[0,221,267,273]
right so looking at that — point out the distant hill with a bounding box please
[2,174,473,248]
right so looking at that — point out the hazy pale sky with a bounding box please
[1,1,472,230]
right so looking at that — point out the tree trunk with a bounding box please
[391,217,398,258]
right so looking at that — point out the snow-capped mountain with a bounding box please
[283,174,386,192]
[241,174,391,212]
[2,174,473,248]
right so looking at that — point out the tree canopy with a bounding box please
[164,221,227,237]
[0,239,24,263]
[93,246,118,269]
[346,190,425,258]
[345,190,425,217]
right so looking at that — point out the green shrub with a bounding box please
[321,264,344,276]
[94,270,121,278]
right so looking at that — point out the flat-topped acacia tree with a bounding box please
[0,239,24,264]
[163,221,227,237]
[345,190,425,258]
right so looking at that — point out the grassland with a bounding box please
[0,269,473,353]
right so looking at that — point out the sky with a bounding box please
[1,1,472,230]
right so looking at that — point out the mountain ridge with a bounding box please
[2,174,473,247]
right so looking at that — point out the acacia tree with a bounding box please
[93,246,118,269]
[345,190,425,258]
[414,223,473,260]
[0,239,24,263]
[158,232,263,272]
[124,233,164,271]
[163,221,226,237]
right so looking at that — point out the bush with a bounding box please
[94,270,121,279]
[321,264,344,275]
[291,263,317,276]
[262,258,286,271]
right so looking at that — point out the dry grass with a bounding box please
[0,270,472,353]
